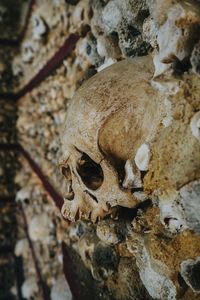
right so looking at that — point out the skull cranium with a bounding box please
[60,56,164,222]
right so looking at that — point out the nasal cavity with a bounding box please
[77,153,104,190]
[61,164,72,181]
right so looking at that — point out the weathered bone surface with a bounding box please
[60,56,165,222]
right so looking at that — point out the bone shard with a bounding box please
[134,143,151,171]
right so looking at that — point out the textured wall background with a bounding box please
[0,1,200,299]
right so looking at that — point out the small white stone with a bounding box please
[28,213,51,243]
[102,1,122,33]
[180,180,200,234]
[138,244,176,300]
[22,277,38,299]
[159,201,187,233]
[152,2,199,77]
[14,238,29,257]
[32,15,47,40]
[15,187,31,202]
[51,275,72,300]
[11,285,17,296]
[22,41,34,63]
[190,111,200,141]
[134,144,151,171]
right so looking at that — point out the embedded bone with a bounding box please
[60,56,165,222]
[190,111,200,141]
[12,55,23,77]
[159,191,187,233]
[146,0,176,25]
[138,245,176,300]
[126,230,177,300]
[22,277,38,300]
[15,238,29,258]
[32,15,48,41]
[71,0,91,33]
[22,41,37,63]
[91,0,150,58]
[153,1,200,77]
[28,213,52,243]
[134,143,151,171]
[16,187,31,202]
[51,275,72,300]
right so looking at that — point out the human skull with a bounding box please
[60,56,165,222]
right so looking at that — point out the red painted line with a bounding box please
[62,242,82,300]
[1,145,81,299]
[17,147,81,300]
[19,144,63,210]
[18,34,79,98]
[19,204,50,300]
[0,143,63,208]
[0,34,79,100]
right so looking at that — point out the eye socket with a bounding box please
[77,153,104,190]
